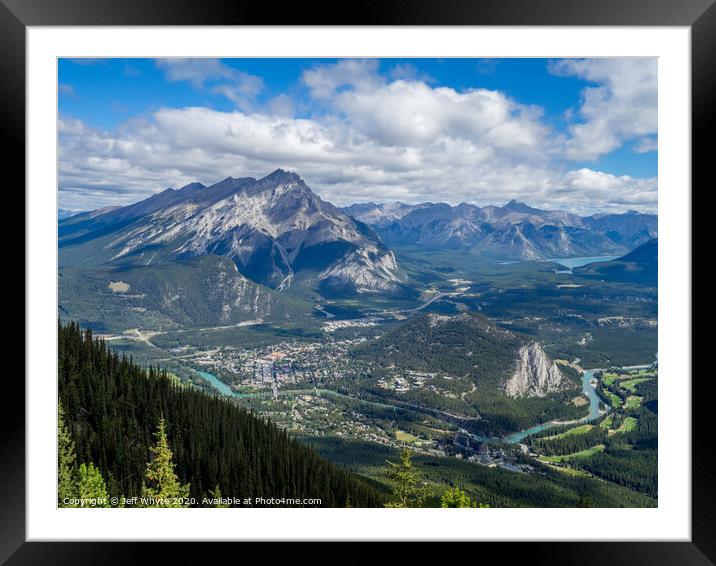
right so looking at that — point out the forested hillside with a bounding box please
[58,321,383,507]
[574,238,657,286]
[350,312,585,433]
[352,312,526,383]
[58,255,315,333]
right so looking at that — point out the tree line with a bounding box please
[58,320,383,507]
[59,402,194,507]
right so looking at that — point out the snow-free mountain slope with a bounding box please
[59,255,313,332]
[59,169,401,293]
[357,200,656,260]
[352,312,572,398]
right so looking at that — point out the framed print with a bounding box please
[7,0,707,562]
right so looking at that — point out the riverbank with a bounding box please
[193,359,652,448]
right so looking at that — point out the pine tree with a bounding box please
[384,449,429,508]
[440,487,489,508]
[77,463,110,507]
[58,402,77,507]
[577,494,592,508]
[141,417,190,507]
[209,484,229,508]
[58,321,384,508]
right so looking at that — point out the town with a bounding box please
[164,335,533,475]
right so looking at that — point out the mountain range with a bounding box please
[343,200,657,260]
[59,169,400,295]
[58,208,86,220]
[59,169,657,330]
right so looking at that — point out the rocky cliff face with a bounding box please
[58,169,401,293]
[319,247,399,292]
[504,342,569,398]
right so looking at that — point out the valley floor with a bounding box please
[61,250,658,507]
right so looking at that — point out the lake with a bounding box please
[546,255,620,269]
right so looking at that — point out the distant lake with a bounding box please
[546,255,620,269]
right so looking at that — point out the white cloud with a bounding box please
[156,58,264,109]
[157,58,235,87]
[58,59,657,214]
[634,136,658,153]
[388,63,433,82]
[58,105,656,214]
[549,58,657,160]
[301,61,551,156]
[558,168,657,212]
[210,85,253,112]
[302,59,382,100]
[266,94,296,118]
[334,80,549,153]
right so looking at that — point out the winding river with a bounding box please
[502,363,652,444]
[502,368,603,444]
[196,364,649,446]
[195,369,397,409]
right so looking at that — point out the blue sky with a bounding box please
[58,58,657,213]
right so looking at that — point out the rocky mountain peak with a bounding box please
[503,342,569,398]
[179,182,206,192]
[259,168,302,186]
[60,169,401,294]
[503,199,539,214]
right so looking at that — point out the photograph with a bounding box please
[56,56,659,510]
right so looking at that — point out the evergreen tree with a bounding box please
[209,484,229,508]
[141,418,190,508]
[577,494,592,508]
[58,321,384,508]
[58,402,77,507]
[440,487,489,508]
[77,463,110,507]
[384,449,429,508]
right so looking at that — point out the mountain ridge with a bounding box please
[59,169,401,294]
[343,199,656,260]
[59,170,657,304]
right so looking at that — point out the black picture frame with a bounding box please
[6,0,705,562]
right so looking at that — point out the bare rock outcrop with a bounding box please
[504,342,568,398]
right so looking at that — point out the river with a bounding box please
[502,362,654,444]
[196,363,647,446]
[502,368,604,444]
[195,369,396,409]
[195,370,265,399]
